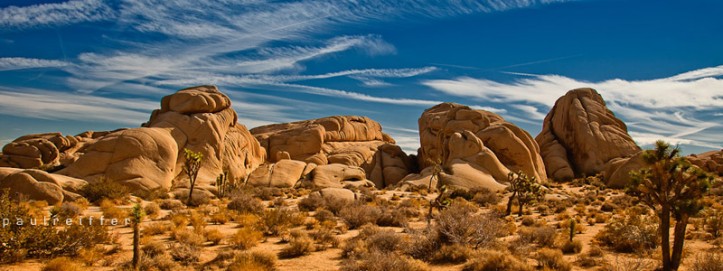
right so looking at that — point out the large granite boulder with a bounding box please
[401,102,547,191]
[57,128,178,192]
[536,88,640,181]
[250,116,412,188]
[142,85,266,194]
[0,168,88,204]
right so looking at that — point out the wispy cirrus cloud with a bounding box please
[0,0,114,29]
[423,65,723,149]
[0,57,70,71]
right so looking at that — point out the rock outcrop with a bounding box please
[536,88,640,181]
[141,85,266,194]
[401,103,547,191]
[0,168,87,204]
[689,150,723,176]
[250,116,411,188]
[57,128,179,192]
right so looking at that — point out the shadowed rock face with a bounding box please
[536,88,640,181]
[249,116,412,188]
[401,102,547,191]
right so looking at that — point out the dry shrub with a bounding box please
[169,243,199,265]
[99,199,128,220]
[595,209,659,253]
[405,229,441,261]
[229,227,263,249]
[692,252,723,271]
[377,206,409,227]
[598,256,655,271]
[279,230,314,258]
[172,228,205,248]
[144,202,161,219]
[42,257,83,271]
[462,249,532,271]
[340,251,429,271]
[429,243,472,264]
[143,222,171,235]
[228,192,265,215]
[261,207,305,236]
[339,202,382,229]
[560,239,583,254]
[535,248,572,271]
[51,202,84,219]
[80,178,130,203]
[170,212,189,228]
[158,199,184,211]
[313,209,336,223]
[205,228,225,245]
[470,187,499,206]
[298,193,326,211]
[312,226,340,250]
[518,225,557,248]
[435,201,504,248]
[342,225,407,259]
[521,216,536,226]
[227,251,278,271]
[189,210,206,234]
[78,245,106,266]
[210,209,230,224]
[140,254,180,271]
[142,241,167,258]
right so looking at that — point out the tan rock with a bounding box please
[406,103,546,191]
[536,88,640,181]
[317,187,356,202]
[251,116,411,188]
[306,164,374,188]
[689,149,723,176]
[0,168,87,204]
[247,159,307,188]
[601,152,645,188]
[58,127,178,192]
[143,85,265,194]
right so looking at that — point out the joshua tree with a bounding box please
[130,202,145,271]
[183,148,203,206]
[427,158,443,193]
[216,171,229,198]
[628,140,712,271]
[506,171,546,217]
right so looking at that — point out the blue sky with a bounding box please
[0,0,721,155]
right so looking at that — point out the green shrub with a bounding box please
[595,209,659,253]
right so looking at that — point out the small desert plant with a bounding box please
[279,230,314,259]
[339,202,382,229]
[429,243,472,264]
[298,193,326,211]
[42,257,83,271]
[435,201,504,248]
[261,207,305,236]
[560,239,583,254]
[169,243,199,265]
[462,249,532,271]
[143,202,161,219]
[182,148,203,206]
[172,228,205,248]
[51,202,84,219]
[158,199,184,211]
[595,208,659,253]
[506,171,546,217]
[227,251,278,271]
[228,192,265,215]
[229,227,263,249]
[518,225,557,248]
[340,250,429,271]
[205,229,225,245]
[130,202,145,271]
[692,252,723,271]
[535,248,572,271]
[99,199,128,220]
[80,177,130,203]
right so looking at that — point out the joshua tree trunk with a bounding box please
[132,216,140,270]
[671,215,689,271]
[506,191,517,216]
[660,204,672,271]
[518,199,524,217]
[187,176,196,206]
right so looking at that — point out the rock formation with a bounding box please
[689,149,723,176]
[0,167,87,204]
[536,88,640,181]
[141,85,266,194]
[401,103,547,191]
[249,116,412,188]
